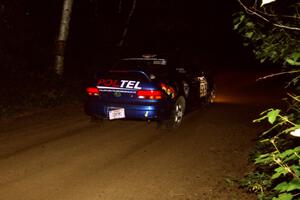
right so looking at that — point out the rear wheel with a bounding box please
[158,96,186,129]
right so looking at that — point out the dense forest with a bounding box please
[0,0,249,77]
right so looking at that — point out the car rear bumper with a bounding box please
[85,97,172,120]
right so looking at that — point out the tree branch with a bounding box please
[118,0,122,14]
[237,0,300,31]
[256,70,300,81]
[251,6,300,21]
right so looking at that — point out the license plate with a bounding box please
[108,108,125,120]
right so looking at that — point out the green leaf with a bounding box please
[246,22,255,28]
[280,149,296,159]
[272,193,293,200]
[290,165,300,177]
[286,58,300,66]
[291,52,300,60]
[233,23,239,31]
[286,52,300,66]
[233,14,245,30]
[267,109,281,124]
[280,147,300,162]
[255,153,273,164]
[245,31,254,38]
[240,15,245,23]
[287,179,300,192]
[274,182,289,193]
[233,15,240,25]
[275,179,300,192]
[272,166,289,179]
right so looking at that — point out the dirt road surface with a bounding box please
[0,69,284,200]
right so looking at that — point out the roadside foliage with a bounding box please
[234,0,300,199]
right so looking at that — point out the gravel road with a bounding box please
[0,69,284,200]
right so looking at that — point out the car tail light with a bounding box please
[86,87,100,96]
[137,90,163,100]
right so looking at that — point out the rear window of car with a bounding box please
[99,71,149,82]
[112,59,169,79]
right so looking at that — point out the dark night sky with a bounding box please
[1,0,255,77]
[67,0,254,71]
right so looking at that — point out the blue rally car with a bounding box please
[85,54,215,128]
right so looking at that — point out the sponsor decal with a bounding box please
[97,79,142,93]
[198,76,208,97]
[97,88,136,94]
[161,83,176,99]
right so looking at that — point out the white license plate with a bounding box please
[108,108,125,120]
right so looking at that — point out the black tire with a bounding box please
[158,96,186,129]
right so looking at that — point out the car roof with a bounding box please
[121,57,167,65]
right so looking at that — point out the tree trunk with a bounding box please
[117,0,137,47]
[117,0,122,14]
[54,0,74,76]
